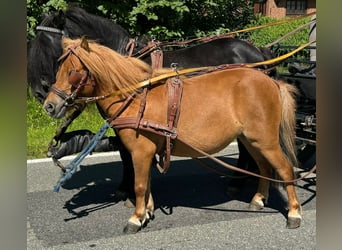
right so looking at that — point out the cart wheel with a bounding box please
[297,143,316,170]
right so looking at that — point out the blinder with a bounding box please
[50,47,95,106]
[68,70,86,87]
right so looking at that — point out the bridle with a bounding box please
[36,25,65,36]
[36,26,95,106]
[50,46,95,107]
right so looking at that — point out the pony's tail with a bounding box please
[278,80,299,170]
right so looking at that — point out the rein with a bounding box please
[177,135,316,183]
[109,114,316,182]
[265,19,316,48]
[225,12,315,37]
[73,40,316,104]
[132,11,316,55]
[47,104,85,171]
[53,121,111,192]
[133,35,235,59]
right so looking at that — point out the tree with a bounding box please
[27,0,255,42]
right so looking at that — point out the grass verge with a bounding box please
[27,92,114,159]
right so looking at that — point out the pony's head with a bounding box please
[28,7,136,104]
[43,37,153,119]
[27,10,66,103]
[43,37,97,119]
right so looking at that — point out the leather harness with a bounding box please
[119,40,177,173]
[55,46,317,180]
[110,77,183,173]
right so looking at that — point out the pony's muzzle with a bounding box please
[43,100,67,119]
[44,101,56,116]
[44,101,54,112]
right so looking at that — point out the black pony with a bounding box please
[28,7,276,102]
[28,6,275,201]
[28,8,135,103]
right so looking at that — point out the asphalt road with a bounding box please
[27,143,316,249]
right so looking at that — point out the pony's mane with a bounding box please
[64,7,130,54]
[39,6,131,54]
[62,37,156,96]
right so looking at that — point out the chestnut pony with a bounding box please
[44,37,301,233]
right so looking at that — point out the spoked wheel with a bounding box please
[296,140,316,171]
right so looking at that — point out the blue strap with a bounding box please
[53,122,111,192]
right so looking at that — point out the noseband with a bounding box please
[50,47,95,106]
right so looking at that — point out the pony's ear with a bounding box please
[80,37,90,52]
[51,9,66,29]
[57,10,66,24]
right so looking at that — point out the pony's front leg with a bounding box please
[123,153,154,233]
[132,167,155,223]
[121,133,157,234]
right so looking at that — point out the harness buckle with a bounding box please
[163,129,177,139]
[170,63,179,78]
[64,96,75,106]
[170,63,178,70]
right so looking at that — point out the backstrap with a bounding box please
[150,48,163,69]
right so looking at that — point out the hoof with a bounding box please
[248,200,264,211]
[147,211,155,221]
[123,222,141,234]
[286,216,301,229]
[124,198,136,208]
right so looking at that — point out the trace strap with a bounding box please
[53,122,110,192]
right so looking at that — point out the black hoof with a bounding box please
[286,217,301,229]
[147,211,155,221]
[123,222,141,234]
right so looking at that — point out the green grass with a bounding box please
[27,92,114,159]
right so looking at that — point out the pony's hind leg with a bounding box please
[238,136,271,211]
[240,133,301,228]
[251,145,302,229]
[267,150,302,229]
[248,165,271,211]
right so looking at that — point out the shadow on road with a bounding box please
[55,155,316,221]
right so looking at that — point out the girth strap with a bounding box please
[111,117,177,137]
